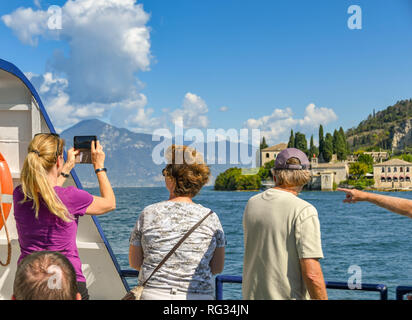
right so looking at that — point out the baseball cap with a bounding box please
[274,148,310,170]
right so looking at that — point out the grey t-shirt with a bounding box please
[242,188,324,300]
[130,201,226,295]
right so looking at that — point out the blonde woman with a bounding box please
[129,145,225,300]
[13,133,116,300]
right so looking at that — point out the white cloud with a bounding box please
[29,72,160,133]
[29,72,107,130]
[2,7,50,46]
[245,103,337,144]
[110,92,165,133]
[219,106,228,112]
[2,0,157,132]
[170,92,209,128]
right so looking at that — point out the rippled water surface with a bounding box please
[87,187,412,300]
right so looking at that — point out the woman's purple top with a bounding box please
[13,185,94,283]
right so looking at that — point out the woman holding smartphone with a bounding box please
[13,133,116,300]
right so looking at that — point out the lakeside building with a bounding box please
[260,143,287,167]
[259,144,349,190]
[373,158,412,189]
[308,156,349,191]
[347,151,389,163]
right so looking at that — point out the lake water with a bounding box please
[86,187,412,300]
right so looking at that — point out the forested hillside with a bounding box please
[346,99,412,152]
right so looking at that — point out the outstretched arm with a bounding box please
[338,188,412,219]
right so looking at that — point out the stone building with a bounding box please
[373,158,412,189]
[260,143,287,167]
[347,151,389,163]
[309,157,349,191]
[366,151,389,163]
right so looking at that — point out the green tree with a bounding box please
[308,135,319,158]
[357,153,373,172]
[236,175,261,190]
[287,129,295,148]
[336,130,347,161]
[349,162,369,180]
[294,132,308,154]
[333,129,339,154]
[264,159,275,170]
[319,125,324,159]
[339,126,349,154]
[323,133,333,162]
[214,167,242,190]
[258,166,270,180]
[214,167,262,191]
[260,136,268,150]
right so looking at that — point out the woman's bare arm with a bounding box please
[85,140,116,215]
[209,247,225,275]
[129,245,144,271]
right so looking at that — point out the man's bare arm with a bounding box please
[338,188,412,219]
[300,258,328,300]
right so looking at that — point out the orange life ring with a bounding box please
[0,152,13,231]
[0,151,12,266]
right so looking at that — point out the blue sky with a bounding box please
[1,0,412,145]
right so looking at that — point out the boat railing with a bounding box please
[395,286,412,300]
[215,275,390,300]
[119,271,412,300]
[120,269,139,281]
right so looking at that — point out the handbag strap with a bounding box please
[141,209,214,287]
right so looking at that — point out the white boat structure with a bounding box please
[0,58,129,299]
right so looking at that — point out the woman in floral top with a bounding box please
[129,145,225,300]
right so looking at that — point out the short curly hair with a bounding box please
[163,145,210,197]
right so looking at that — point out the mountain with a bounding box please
[346,99,412,153]
[61,119,256,187]
[61,119,162,187]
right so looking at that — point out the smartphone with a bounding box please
[74,135,97,164]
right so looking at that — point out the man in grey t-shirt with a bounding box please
[242,148,328,300]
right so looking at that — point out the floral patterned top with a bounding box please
[129,201,226,295]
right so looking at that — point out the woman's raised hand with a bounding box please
[91,140,105,170]
[65,148,79,171]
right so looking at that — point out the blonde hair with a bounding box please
[273,157,311,187]
[164,145,210,197]
[20,134,72,222]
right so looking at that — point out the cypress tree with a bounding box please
[319,125,324,157]
[333,129,339,154]
[260,136,268,150]
[309,135,319,158]
[336,134,347,161]
[323,133,333,162]
[339,126,349,154]
[288,129,295,148]
[294,132,308,154]
[353,136,358,148]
